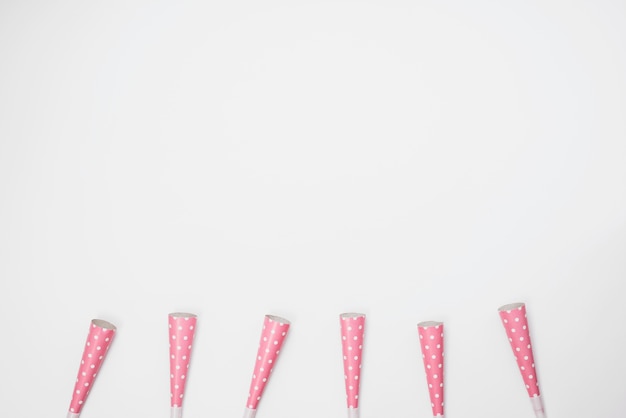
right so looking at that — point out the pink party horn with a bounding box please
[168,313,198,418]
[417,321,445,418]
[498,303,546,418]
[67,319,117,418]
[339,313,365,418]
[242,315,291,418]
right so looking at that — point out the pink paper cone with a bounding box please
[417,321,445,418]
[67,319,116,418]
[498,303,546,418]
[168,313,198,418]
[339,313,365,418]
[242,315,291,418]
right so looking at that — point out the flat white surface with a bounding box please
[1,1,625,418]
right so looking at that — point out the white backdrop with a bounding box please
[1,1,625,417]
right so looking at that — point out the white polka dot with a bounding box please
[511,329,516,333]
[425,345,430,350]
[433,374,438,379]
[354,356,358,360]
[524,356,529,360]
[515,318,520,322]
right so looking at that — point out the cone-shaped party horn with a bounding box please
[67,319,116,418]
[498,303,546,418]
[169,313,198,418]
[339,313,365,418]
[417,321,445,418]
[242,315,290,418]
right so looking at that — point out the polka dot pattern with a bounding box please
[340,313,365,409]
[498,303,540,398]
[169,313,197,408]
[68,319,116,415]
[246,315,290,410]
[417,321,444,417]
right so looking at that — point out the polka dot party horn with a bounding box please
[242,315,291,418]
[168,313,198,418]
[67,319,116,418]
[339,313,365,418]
[417,321,445,418]
[498,303,546,418]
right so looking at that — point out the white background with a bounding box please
[1,1,625,417]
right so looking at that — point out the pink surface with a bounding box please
[340,313,365,409]
[246,315,290,410]
[169,313,197,408]
[498,303,541,398]
[417,321,444,417]
[68,319,116,415]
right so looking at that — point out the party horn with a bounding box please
[417,321,445,418]
[169,313,198,418]
[339,313,365,418]
[67,319,116,418]
[498,303,546,418]
[242,315,290,418]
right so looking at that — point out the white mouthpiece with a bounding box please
[67,413,80,418]
[171,406,183,418]
[530,395,546,418]
[243,407,257,418]
[347,407,360,418]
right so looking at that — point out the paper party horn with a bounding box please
[67,319,116,418]
[417,321,445,418]
[498,303,546,418]
[339,313,365,418]
[242,315,291,418]
[169,313,198,418]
